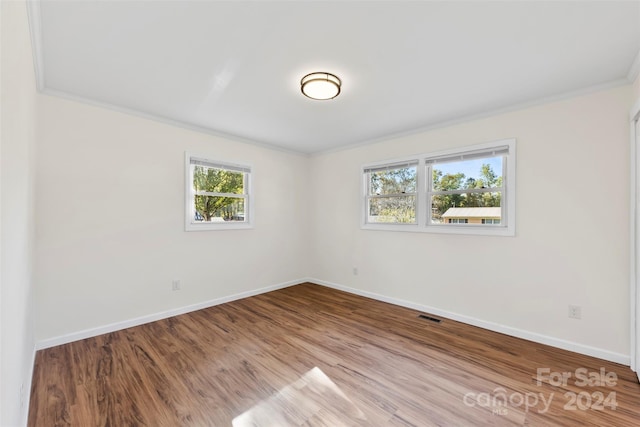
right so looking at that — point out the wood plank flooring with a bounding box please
[28,283,640,426]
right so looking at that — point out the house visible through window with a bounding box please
[185,154,252,231]
[362,139,515,236]
[444,208,500,224]
[427,148,506,226]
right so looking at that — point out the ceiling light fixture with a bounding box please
[300,72,341,100]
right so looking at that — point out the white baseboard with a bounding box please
[35,279,304,350]
[35,277,630,366]
[20,343,37,427]
[309,278,630,366]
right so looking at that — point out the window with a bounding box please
[364,161,418,224]
[448,219,468,224]
[362,139,515,236]
[482,219,501,225]
[427,145,507,229]
[185,153,252,231]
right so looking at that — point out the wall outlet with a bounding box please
[172,280,181,291]
[568,305,581,319]
[353,267,358,276]
[20,383,24,408]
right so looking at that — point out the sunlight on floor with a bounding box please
[232,366,367,426]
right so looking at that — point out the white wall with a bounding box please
[1,1,37,426]
[310,86,632,361]
[35,96,310,342]
[0,3,632,422]
[631,65,640,375]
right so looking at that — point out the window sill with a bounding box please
[186,222,253,232]
[361,223,514,236]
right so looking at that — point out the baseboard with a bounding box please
[20,342,37,427]
[309,278,630,366]
[35,277,630,366]
[35,279,304,350]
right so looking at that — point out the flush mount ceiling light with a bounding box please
[300,72,341,100]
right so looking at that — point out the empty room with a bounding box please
[3,0,640,426]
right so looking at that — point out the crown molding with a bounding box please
[40,87,309,157]
[25,1,308,157]
[313,78,631,157]
[24,0,639,157]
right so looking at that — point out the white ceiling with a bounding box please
[30,1,640,154]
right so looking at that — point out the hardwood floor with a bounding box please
[28,283,640,426]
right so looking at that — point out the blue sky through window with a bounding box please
[434,156,502,183]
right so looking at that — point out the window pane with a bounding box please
[482,218,501,225]
[193,165,245,194]
[430,192,501,224]
[369,166,416,195]
[194,196,245,222]
[432,157,502,191]
[368,196,416,224]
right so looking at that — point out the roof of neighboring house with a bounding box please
[441,207,501,218]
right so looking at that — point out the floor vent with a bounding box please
[418,314,442,323]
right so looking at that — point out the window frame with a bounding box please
[185,152,253,231]
[363,160,419,226]
[361,139,516,236]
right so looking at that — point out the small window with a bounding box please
[364,161,418,224]
[185,154,252,231]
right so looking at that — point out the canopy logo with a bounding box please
[463,367,618,416]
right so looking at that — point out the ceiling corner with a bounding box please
[26,0,45,91]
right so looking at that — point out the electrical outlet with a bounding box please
[20,383,24,408]
[172,280,181,291]
[568,305,581,319]
[353,267,358,276]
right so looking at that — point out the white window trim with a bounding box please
[361,139,516,236]
[362,157,421,228]
[363,160,419,226]
[185,152,254,231]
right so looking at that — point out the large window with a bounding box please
[362,139,516,236]
[185,154,252,231]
